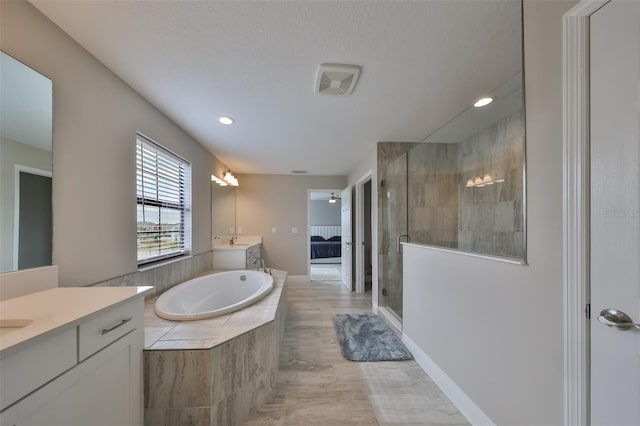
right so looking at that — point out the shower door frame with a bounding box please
[377,151,409,327]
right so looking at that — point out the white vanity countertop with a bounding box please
[0,286,153,354]
[213,242,260,251]
[213,235,262,251]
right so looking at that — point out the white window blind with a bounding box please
[136,134,191,265]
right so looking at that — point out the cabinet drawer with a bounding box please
[78,299,137,361]
[0,327,76,411]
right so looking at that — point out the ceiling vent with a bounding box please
[315,64,361,96]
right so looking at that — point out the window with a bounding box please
[136,134,191,265]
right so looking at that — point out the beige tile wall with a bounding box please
[457,110,525,258]
[143,279,287,426]
[91,251,213,298]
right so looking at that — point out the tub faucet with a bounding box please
[252,257,271,275]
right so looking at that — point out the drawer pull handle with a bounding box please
[101,317,132,335]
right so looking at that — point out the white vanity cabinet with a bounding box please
[213,243,262,269]
[15,331,140,426]
[0,288,150,426]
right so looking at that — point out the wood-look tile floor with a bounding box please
[309,264,342,281]
[243,280,469,426]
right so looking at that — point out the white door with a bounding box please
[341,186,352,291]
[590,1,640,424]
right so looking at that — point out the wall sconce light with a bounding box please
[211,174,228,186]
[466,174,504,188]
[223,171,239,187]
[482,174,495,185]
[328,192,341,204]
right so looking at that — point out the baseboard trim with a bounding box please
[287,275,309,282]
[402,332,495,426]
[377,306,402,332]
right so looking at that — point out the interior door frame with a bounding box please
[354,171,373,293]
[306,188,342,279]
[340,185,353,291]
[13,164,53,271]
[563,1,609,425]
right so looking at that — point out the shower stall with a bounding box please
[378,148,410,322]
[376,73,526,326]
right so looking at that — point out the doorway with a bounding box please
[14,167,52,270]
[564,1,640,424]
[308,189,343,282]
[355,173,373,293]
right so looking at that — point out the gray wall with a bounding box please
[236,174,346,276]
[1,0,229,286]
[402,1,574,424]
[309,199,341,226]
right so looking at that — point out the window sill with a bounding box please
[137,253,192,272]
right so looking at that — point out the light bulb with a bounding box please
[218,116,234,125]
[473,97,493,108]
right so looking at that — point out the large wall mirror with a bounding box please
[0,51,53,273]
[211,183,236,237]
[409,71,525,260]
[378,2,525,270]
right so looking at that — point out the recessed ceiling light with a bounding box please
[218,116,234,125]
[473,97,494,108]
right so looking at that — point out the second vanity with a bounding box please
[212,236,262,269]
[0,286,152,426]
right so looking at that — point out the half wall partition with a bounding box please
[377,71,526,322]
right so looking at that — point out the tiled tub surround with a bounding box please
[143,270,287,426]
[90,251,213,297]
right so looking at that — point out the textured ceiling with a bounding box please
[31,0,522,175]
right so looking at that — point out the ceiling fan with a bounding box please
[328,193,341,204]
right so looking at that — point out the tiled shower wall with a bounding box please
[457,111,525,258]
[407,142,459,248]
[90,251,213,297]
[377,110,525,261]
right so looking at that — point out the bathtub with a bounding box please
[154,270,274,321]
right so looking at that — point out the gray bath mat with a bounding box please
[333,313,412,361]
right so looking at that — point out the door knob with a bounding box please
[597,308,640,330]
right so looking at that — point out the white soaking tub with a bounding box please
[154,270,274,321]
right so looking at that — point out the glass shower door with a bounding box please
[378,152,408,319]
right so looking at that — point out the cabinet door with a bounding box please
[17,331,141,426]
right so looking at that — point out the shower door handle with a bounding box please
[397,234,410,254]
